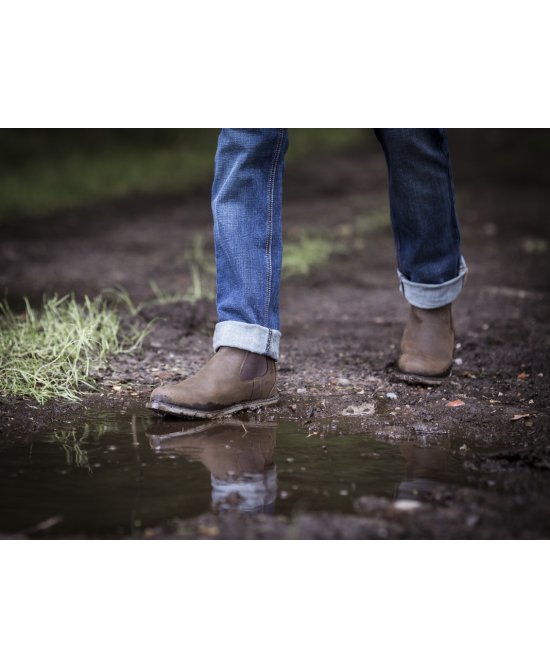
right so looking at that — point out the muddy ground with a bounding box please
[1,129,549,539]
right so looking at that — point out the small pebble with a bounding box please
[394,499,421,511]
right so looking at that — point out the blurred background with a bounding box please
[0,129,375,222]
[1,128,549,223]
[1,128,549,311]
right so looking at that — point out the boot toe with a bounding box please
[397,353,452,378]
[150,383,227,411]
[150,385,187,406]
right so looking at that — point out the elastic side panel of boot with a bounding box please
[240,352,268,381]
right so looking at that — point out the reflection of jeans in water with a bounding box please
[211,465,277,514]
[212,128,467,361]
[396,478,441,501]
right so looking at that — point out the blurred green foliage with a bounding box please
[0,129,373,222]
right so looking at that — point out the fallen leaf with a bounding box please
[112,385,122,392]
[198,525,220,537]
[489,400,501,404]
[306,432,318,438]
[511,414,531,421]
[447,400,465,407]
[517,372,526,379]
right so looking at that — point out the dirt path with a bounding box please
[1,132,549,538]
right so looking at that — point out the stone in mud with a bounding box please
[374,426,410,439]
[342,403,375,416]
[393,499,422,511]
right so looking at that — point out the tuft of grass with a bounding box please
[0,293,149,404]
[148,263,215,305]
[282,235,333,278]
[522,238,549,253]
[106,235,217,310]
[287,128,374,161]
[353,206,391,234]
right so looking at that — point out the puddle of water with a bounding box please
[0,405,498,537]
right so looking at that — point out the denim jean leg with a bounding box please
[375,129,467,308]
[212,129,288,360]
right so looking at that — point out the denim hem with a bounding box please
[398,255,468,308]
[213,321,281,361]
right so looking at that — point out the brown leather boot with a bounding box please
[395,303,455,385]
[147,346,278,418]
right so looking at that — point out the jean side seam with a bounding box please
[265,328,273,356]
[438,131,455,212]
[375,129,404,276]
[438,130,461,263]
[265,129,284,327]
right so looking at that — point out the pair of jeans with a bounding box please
[212,129,467,361]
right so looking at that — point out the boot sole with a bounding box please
[393,370,452,386]
[146,394,280,419]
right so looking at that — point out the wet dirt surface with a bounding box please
[1,130,549,539]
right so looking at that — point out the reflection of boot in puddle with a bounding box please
[396,440,451,500]
[146,419,277,514]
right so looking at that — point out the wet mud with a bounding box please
[1,130,549,539]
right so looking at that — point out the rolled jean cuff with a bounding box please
[213,321,281,361]
[398,255,468,308]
